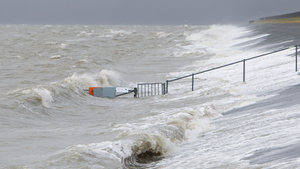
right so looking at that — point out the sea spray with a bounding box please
[96,69,119,87]
[64,73,99,93]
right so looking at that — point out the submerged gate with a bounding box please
[137,83,166,97]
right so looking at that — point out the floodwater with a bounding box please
[1,24,300,168]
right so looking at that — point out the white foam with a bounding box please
[156,32,173,38]
[186,25,251,50]
[107,103,219,160]
[77,31,93,37]
[78,59,89,63]
[96,69,119,87]
[109,29,134,37]
[32,88,53,108]
[64,73,99,93]
[50,55,61,59]
[62,70,119,93]
[59,43,67,49]
[172,25,264,58]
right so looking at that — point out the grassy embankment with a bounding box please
[255,17,300,24]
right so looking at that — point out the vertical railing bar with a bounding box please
[296,45,298,72]
[166,80,168,94]
[192,73,194,91]
[243,59,246,82]
[159,83,161,95]
[160,83,162,95]
[153,84,155,96]
[151,84,153,96]
[153,84,154,96]
[138,84,140,98]
[139,84,141,97]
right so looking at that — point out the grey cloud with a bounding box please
[0,0,300,25]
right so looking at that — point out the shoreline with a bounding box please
[252,17,300,24]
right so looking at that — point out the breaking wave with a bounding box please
[32,104,217,168]
[6,70,119,108]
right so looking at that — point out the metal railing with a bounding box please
[165,46,299,94]
[137,83,166,97]
[295,45,300,72]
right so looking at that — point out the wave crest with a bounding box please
[64,73,99,93]
[7,69,119,108]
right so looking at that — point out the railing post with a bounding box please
[192,73,194,91]
[134,88,137,97]
[296,45,298,72]
[243,59,246,82]
[166,80,169,94]
[138,85,140,97]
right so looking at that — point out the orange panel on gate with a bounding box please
[89,87,101,96]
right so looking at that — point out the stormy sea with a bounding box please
[1,23,300,168]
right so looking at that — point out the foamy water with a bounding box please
[1,24,300,168]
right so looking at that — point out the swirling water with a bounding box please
[1,24,300,168]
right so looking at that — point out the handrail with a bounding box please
[165,46,293,94]
[168,47,289,83]
[245,47,290,61]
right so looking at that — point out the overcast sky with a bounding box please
[1,0,300,25]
